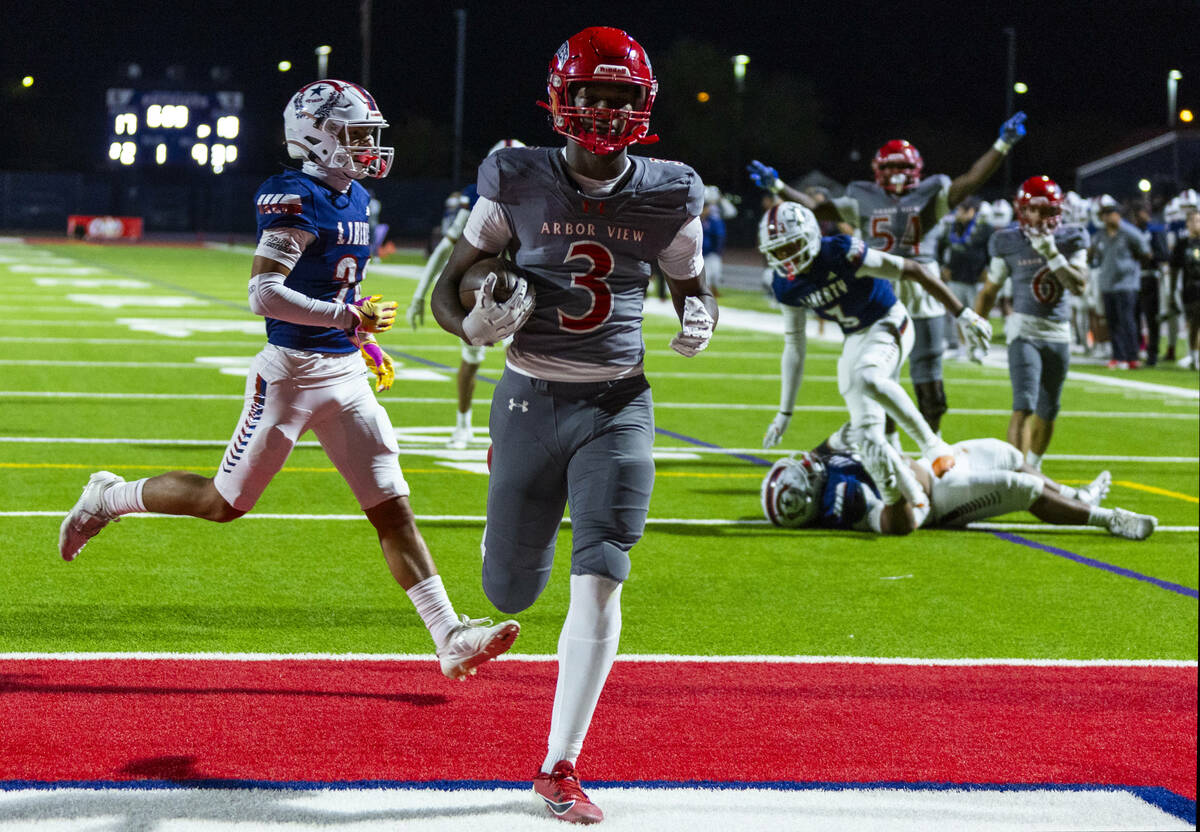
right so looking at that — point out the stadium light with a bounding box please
[1013,81,1028,94]
[316,45,331,78]
[732,54,749,93]
[1138,179,1152,193]
[1168,70,1182,126]
[696,91,710,103]
[21,76,33,88]
[278,61,292,72]
[1181,109,1195,123]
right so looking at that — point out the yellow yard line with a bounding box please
[1115,480,1199,504]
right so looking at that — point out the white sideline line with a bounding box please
[0,425,1194,463]
[0,651,1192,667]
[5,511,1198,533]
[0,399,1193,417]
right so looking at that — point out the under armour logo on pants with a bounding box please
[508,398,528,412]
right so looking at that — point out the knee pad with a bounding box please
[570,541,632,583]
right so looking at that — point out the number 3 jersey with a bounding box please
[254,169,372,354]
[476,147,703,379]
[771,234,898,335]
[987,223,1089,342]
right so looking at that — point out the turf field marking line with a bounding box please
[993,531,1199,599]
[1,652,1194,666]
[4,511,1199,533]
[1114,480,1199,504]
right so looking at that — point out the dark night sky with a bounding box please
[5,0,1198,191]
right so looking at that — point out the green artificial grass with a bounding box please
[1,240,1196,661]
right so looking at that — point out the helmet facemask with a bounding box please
[1018,201,1062,235]
[284,80,394,181]
[548,79,655,155]
[758,202,822,277]
[761,453,828,528]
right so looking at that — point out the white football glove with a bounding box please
[670,296,715,357]
[762,411,792,449]
[461,272,534,347]
[956,307,992,363]
[861,439,903,503]
[1027,230,1060,260]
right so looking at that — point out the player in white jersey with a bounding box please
[749,112,1027,436]
[408,138,527,449]
[431,27,716,825]
[762,436,1156,541]
[58,80,518,682]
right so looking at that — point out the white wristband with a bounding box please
[992,138,1012,154]
[1046,254,1068,271]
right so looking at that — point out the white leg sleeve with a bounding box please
[779,305,807,413]
[543,574,622,770]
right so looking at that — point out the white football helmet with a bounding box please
[990,198,1014,228]
[1062,190,1089,226]
[760,452,827,528]
[757,201,821,276]
[1165,188,1199,224]
[284,80,394,179]
[487,138,526,156]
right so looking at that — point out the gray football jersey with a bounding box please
[988,224,1089,320]
[479,147,703,368]
[842,175,952,263]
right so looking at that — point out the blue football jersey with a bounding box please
[254,169,373,353]
[816,453,880,530]
[771,235,898,334]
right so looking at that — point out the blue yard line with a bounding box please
[3,779,1191,823]
[994,531,1199,599]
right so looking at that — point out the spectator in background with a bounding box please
[701,186,727,296]
[1169,208,1200,370]
[1090,203,1153,369]
[938,196,993,360]
[1132,202,1170,365]
[1163,189,1199,362]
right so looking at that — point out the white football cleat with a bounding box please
[1106,507,1157,541]
[1076,471,1112,506]
[446,426,472,450]
[58,470,124,561]
[438,615,519,680]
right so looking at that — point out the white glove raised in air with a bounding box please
[956,307,992,363]
[670,296,715,357]
[461,272,534,347]
[762,411,792,449]
[1026,229,1060,260]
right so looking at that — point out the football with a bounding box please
[459,257,523,310]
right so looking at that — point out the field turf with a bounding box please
[0,237,1195,829]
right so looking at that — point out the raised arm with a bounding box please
[947,112,1026,207]
[747,160,842,225]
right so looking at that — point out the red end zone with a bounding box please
[1,659,1194,798]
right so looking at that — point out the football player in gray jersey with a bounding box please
[975,176,1089,471]
[431,27,717,825]
[749,112,1027,437]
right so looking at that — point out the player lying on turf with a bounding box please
[761,435,1157,540]
[58,80,518,681]
[757,201,991,479]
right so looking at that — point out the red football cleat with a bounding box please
[533,760,604,824]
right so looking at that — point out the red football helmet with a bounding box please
[538,26,659,155]
[1015,175,1064,234]
[872,140,923,194]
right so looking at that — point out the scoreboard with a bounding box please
[106,89,243,173]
